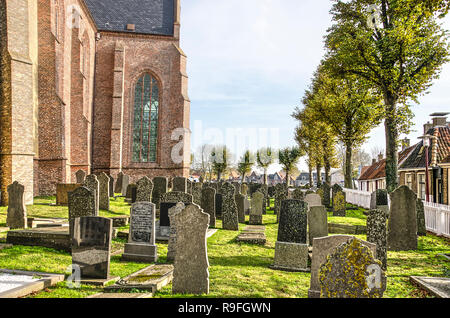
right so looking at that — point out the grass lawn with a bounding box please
[0,197,448,298]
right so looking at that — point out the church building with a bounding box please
[0,0,191,205]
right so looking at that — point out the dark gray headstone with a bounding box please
[115,172,124,194]
[172,177,187,192]
[235,193,246,223]
[201,187,216,227]
[192,182,203,206]
[121,174,130,197]
[136,176,153,202]
[75,170,86,184]
[274,183,288,222]
[83,175,99,215]
[277,199,307,244]
[215,193,223,218]
[98,173,110,211]
[167,202,185,262]
[416,199,427,236]
[152,177,168,209]
[322,183,331,208]
[68,186,96,236]
[108,175,114,197]
[6,181,27,229]
[221,183,239,231]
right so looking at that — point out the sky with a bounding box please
[180,0,450,174]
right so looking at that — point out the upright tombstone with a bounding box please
[258,184,268,215]
[152,177,168,209]
[308,206,328,245]
[192,182,203,206]
[322,183,331,208]
[136,176,153,202]
[416,198,427,236]
[108,175,115,197]
[172,177,187,193]
[367,209,388,270]
[274,183,288,223]
[387,186,418,251]
[159,192,193,237]
[271,199,308,271]
[232,182,240,195]
[215,193,223,218]
[122,202,157,263]
[6,182,27,229]
[172,204,210,295]
[308,235,377,298]
[332,184,344,205]
[71,216,113,280]
[115,172,124,194]
[249,191,264,225]
[370,189,389,217]
[97,173,110,211]
[121,174,130,197]
[305,193,322,207]
[68,186,96,236]
[83,175,99,215]
[125,184,137,203]
[220,182,239,231]
[75,170,86,184]
[292,188,304,201]
[235,193,246,223]
[167,203,185,262]
[241,183,248,196]
[332,191,346,217]
[201,187,216,227]
[186,179,193,194]
[319,238,386,298]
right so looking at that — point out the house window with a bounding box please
[418,173,426,200]
[406,173,413,190]
[132,73,159,163]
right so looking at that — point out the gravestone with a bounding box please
[387,186,417,251]
[316,188,324,205]
[159,192,193,237]
[6,182,27,229]
[121,174,130,197]
[126,184,137,203]
[271,199,308,271]
[136,176,153,202]
[274,183,288,223]
[258,184,268,215]
[308,235,377,298]
[370,189,388,209]
[215,193,223,218]
[308,206,328,245]
[68,186,96,236]
[322,183,331,208]
[249,191,263,225]
[71,216,113,280]
[172,204,210,295]
[332,184,343,204]
[152,177,168,209]
[97,173,110,211]
[83,175,99,215]
[201,187,216,227]
[192,182,203,206]
[235,193,246,223]
[416,198,427,236]
[56,184,81,206]
[172,177,187,192]
[268,186,275,198]
[122,202,157,263]
[292,188,304,201]
[167,202,185,262]
[220,183,239,231]
[115,172,124,194]
[332,191,346,217]
[186,179,193,194]
[232,182,241,195]
[75,170,86,184]
[108,175,115,197]
[305,193,321,207]
[367,209,387,270]
[319,238,386,298]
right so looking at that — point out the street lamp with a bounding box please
[418,134,436,202]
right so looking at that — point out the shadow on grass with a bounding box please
[208,255,273,268]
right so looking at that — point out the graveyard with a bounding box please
[0,183,448,298]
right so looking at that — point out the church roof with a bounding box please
[84,0,174,36]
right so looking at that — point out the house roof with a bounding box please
[84,0,174,36]
[400,126,450,170]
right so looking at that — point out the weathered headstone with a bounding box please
[232,182,241,195]
[274,183,288,223]
[159,192,193,237]
[71,216,113,280]
[125,184,137,203]
[136,176,153,202]
[258,184,268,215]
[308,235,377,298]
[215,193,223,218]
[291,188,304,201]
[322,183,331,208]
[319,238,386,298]
[235,193,246,223]
[68,186,96,236]
[83,175,99,215]
[6,182,27,229]
[108,175,115,197]
[56,183,81,206]
[75,170,86,184]
[305,193,321,207]
[387,185,417,251]
[249,191,263,225]
[201,187,216,227]
[192,182,203,206]
[122,202,157,263]
[115,172,124,194]
[172,204,210,295]
[332,191,346,217]
[97,173,110,211]
[167,202,185,262]
[308,206,328,245]
[332,184,343,205]
[186,179,193,194]
[220,183,239,231]
[121,174,130,197]
[416,198,427,236]
[367,209,387,270]
[316,188,324,205]
[370,189,388,209]
[172,177,187,192]
[152,177,168,209]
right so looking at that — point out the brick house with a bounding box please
[0,0,190,204]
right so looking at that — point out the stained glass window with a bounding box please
[132,74,159,163]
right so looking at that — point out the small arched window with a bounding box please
[132,73,159,163]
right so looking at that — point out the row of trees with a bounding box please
[293,0,449,191]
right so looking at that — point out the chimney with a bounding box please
[378,153,383,162]
[424,121,433,134]
[126,24,135,31]
[372,158,377,165]
[402,138,410,151]
[432,116,447,127]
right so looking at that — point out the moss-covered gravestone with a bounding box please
[292,188,304,201]
[250,192,264,225]
[316,188,324,205]
[274,183,288,223]
[84,175,100,215]
[319,238,386,298]
[97,173,110,211]
[136,176,153,202]
[367,209,387,270]
[332,191,346,217]
[172,177,187,193]
[167,203,185,262]
[152,177,168,209]
[235,193,246,223]
[201,187,216,227]
[6,181,27,229]
[220,182,239,231]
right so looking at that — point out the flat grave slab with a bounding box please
[328,223,366,235]
[438,253,450,261]
[236,226,266,245]
[410,276,450,298]
[27,218,67,229]
[79,276,120,287]
[0,244,12,251]
[0,227,10,233]
[0,269,65,298]
[105,264,173,293]
[87,292,152,298]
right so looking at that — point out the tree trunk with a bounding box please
[316,165,322,187]
[345,142,353,189]
[241,173,245,184]
[324,154,331,185]
[384,94,399,192]
[308,163,313,186]
[285,170,290,187]
[217,171,222,182]
[263,168,268,185]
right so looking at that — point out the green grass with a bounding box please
[327,204,368,226]
[0,197,448,298]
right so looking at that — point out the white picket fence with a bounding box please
[343,188,450,238]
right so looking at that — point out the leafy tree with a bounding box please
[278,147,303,186]
[324,0,450,191]
[256,147,275,185]
[237,150,255,184]
[210,145,232,181]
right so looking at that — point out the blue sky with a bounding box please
[180,0,450,173]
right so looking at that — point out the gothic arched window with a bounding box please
[132,73,160,163]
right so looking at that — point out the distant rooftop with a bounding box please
[430,112,450,117]
[84,0,174,36]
